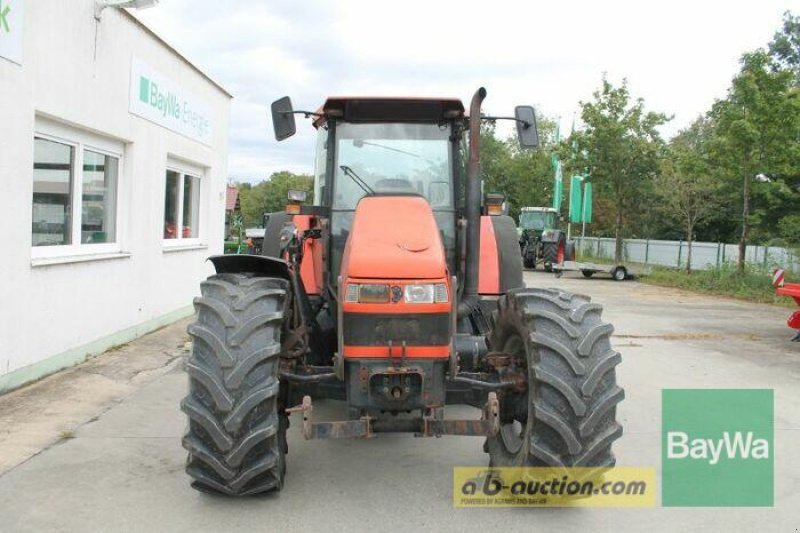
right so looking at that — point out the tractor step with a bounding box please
[286,393,499,440]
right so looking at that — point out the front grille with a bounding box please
[343,313,450,346]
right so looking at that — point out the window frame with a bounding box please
[162,158,205,249]
[31,120,125,261]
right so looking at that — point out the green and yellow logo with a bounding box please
[662,389,773,507]
[0,0,11,34]
[453,467,656,507]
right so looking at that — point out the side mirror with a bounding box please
[271,97,296,141]
[514,106,539,149]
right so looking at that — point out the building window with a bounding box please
[164,167,202,241]
[32,122,123,256]
[32,138,75,246]
[82,150,119,244]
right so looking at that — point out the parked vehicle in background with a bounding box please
[244,228,265,254]
[518,207,575,271]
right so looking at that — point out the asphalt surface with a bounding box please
[1,270,799,532]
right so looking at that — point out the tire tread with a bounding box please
[182,273,289,496]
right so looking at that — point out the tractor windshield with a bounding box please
[327,121,457,282]
[333,123,453,209]
[519,211,556,231]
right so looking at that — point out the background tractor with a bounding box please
[518,206,576,271]
[180,88,624,496]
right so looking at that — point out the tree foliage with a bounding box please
[769,11,800,83]
[657,117,720,272]
[571,77,669,261]
[236,171,314,226]
[708,45,800,267]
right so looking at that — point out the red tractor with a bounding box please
[180,89,624,495]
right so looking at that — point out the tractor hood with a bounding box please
[341,196,447,280]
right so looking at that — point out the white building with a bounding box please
[0,0,232,392]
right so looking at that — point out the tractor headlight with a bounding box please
[404,284,449,304]
[404,284,434,304]
[345,283,390,303]
[358,284,390,303]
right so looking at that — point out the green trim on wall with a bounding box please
[0,306,194,394]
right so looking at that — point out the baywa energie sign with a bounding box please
[129,57,213,146]
[0,0,23,65]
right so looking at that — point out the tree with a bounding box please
[237,171,314,226]
[769,11,800,84]
[658,118,720,273]
[572,77,669,262]
[709,50,800,271]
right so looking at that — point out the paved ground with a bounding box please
[1,271,799,532]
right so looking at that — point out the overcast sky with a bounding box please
[134,0,797,183]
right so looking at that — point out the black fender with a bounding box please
[261,211,291,258]
[208,254,291,280]
[565,240,577,262]
[491,215,524,292]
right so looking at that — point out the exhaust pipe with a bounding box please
[458,87,486,318]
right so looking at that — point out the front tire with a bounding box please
[486,288,624,467]
[182,273,289,496]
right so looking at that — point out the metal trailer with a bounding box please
[552,260,633,281]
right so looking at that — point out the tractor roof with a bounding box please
[521,207,557,213]
[320,97,465,123]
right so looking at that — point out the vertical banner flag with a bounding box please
[551,124,563,210]
[569,175,583,223]
[582,182,593,223]
[553,160,563,210]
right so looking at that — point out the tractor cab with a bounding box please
[310,97,465,280]
[519,206,558,232]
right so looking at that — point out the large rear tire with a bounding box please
[486,288,624,467]
[542,235,566,272]
[182,273,289,496]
